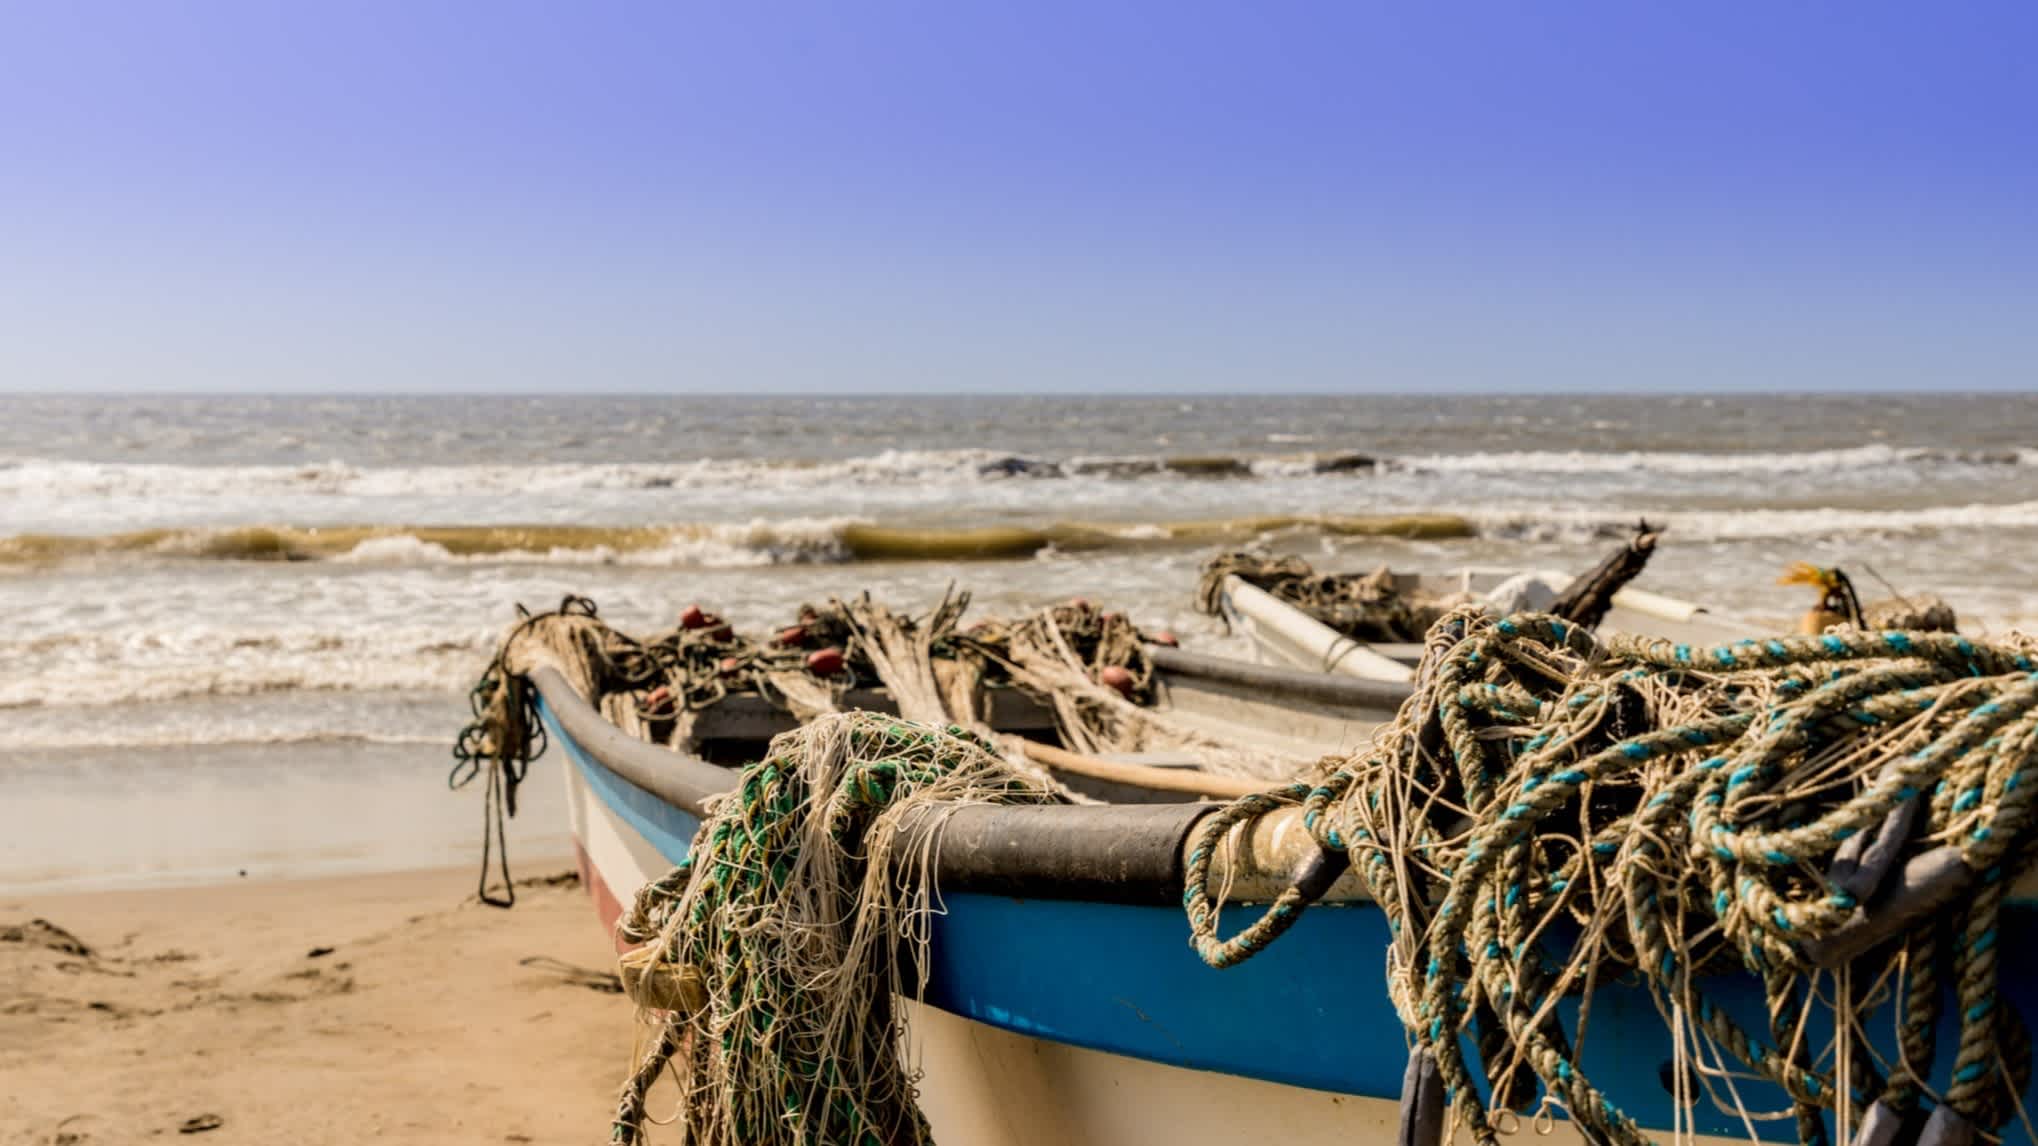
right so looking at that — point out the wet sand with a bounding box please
[1,863,651,1145]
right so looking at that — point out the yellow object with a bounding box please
[1779,561,1839,591]
[617,945,705,1017]
[1780,561,1858,633]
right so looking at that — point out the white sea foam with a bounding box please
[4,444,2026,512]
[1470,500,2038,544]
[0,631,491,710]
[330,536,460,564]
[618,518,855,567]
[317,518,858,567]
[4,723,450,752]
[0,450,1037,501]
[1403,444,2035,477]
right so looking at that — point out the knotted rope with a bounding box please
[1186,610,2038,1146]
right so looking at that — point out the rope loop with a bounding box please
[1186,611,2038,1145]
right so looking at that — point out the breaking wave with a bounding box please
[11,497,2038,571]
[0,639,484,710]
[0,447,1381,502]
[1473,500,2038,543]
[1,442,2029,504]
[0,514,1475,569]
[1398,444,2037,477]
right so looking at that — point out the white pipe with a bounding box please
[1607,586,1703,624]
[1220,576,1415,683]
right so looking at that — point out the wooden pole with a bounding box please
[1015,739,1268,799]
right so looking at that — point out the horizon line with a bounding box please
[2,388,2033,401]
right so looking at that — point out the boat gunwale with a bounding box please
[532,667,1216,905]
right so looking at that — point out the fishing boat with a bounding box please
[1210,565,1757,684]
[446,566,2038,1141]
[541,642,1422,1145]
[542,655,1420,1146]
[513,597,2038,1146]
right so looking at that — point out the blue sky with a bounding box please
[0,2,2032,394]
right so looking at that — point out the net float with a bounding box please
[1149,630,1180,647]
[718,656,742,676]
[679,604,708,630]
[1097,664,1135,697]
[775,625,809,647]
[805,647,846,676]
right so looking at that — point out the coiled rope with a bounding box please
[1185,610,2038,1146]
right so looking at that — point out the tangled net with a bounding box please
[452,593,1169,752]
[609,713,1055,1146]
[1186,610,2038,1146]
[452,591,1305,899]
[1197,550,1457,641]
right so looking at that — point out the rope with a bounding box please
[449,597,591,906]
[1185,609,2038,1146]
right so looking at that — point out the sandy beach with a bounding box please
[1,862,648,1146]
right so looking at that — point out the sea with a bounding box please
[5,392,2037,892]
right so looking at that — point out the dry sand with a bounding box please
[1,863,655,1146]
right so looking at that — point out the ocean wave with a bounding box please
[0,661,474,711]
[3,442,2028,507]
[0,447,1388,503]
[10,499,2038,571]
[3,725,450,752]
[0,513,1475,569]
[0,519,858,568]
[1475,500,2038,543]
[1400,444,2036,477]
[0,678,459,750]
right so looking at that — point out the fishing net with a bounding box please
[1186,610,2038,1146]
[453,591,1314,898]
[966,599,1303,779]
[454,593,1168,748]
[608,712,1056,1146]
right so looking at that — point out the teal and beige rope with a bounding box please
[1186,610,2038,1146]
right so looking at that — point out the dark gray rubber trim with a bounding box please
[1147,644,1414,710]
[1397,1050,1445,1146]
[891,803,1209,905]
[531,668,736,816]
[529,667,1210,904]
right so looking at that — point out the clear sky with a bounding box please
[1,2,2032,394]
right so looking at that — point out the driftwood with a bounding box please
[1548,520,1660,628]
